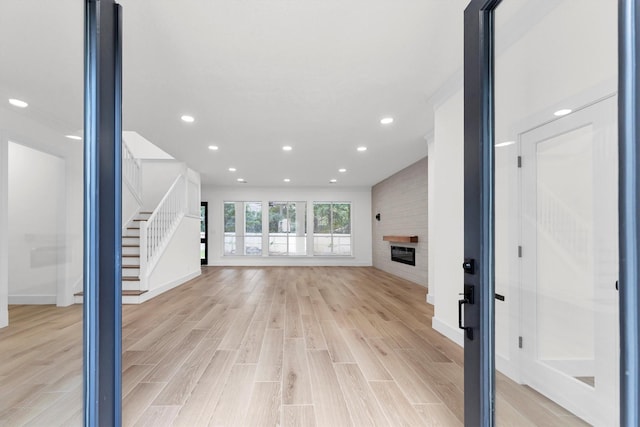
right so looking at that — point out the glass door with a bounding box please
[464,0,629,425]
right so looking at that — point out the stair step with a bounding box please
[123,276,139,281]
[122,244,139,248]
[75,290,148,297]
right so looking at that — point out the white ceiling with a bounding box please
[1,0,468,187]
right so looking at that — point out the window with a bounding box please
[268,201,307,255]
[313,202,351,255]
[223,201,263,255]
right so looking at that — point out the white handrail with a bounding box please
[141,174,186,278]
[122,140,142,204]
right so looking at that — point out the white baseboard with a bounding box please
[432,316,464,348]
[9,295,57,305]
[74,270,202,305]
[543,358,594,377]
[207,259,372,267]
[137,270,201,304]
[426,293,435,305]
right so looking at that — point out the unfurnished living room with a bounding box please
[0,0,625,426]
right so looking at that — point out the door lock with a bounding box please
[462,258,475,274]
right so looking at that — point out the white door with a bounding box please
[519,95,618,426]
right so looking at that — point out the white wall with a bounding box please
[0,133,8,327]
[430,89,465,346]
[0,106,83,322]
[203,185,372,266]
[123,131,174,160]
[148,216,201,293]
[8,143,64,304]
[140,160,183,211]
[371,157,428,286]
[429,0,618,370]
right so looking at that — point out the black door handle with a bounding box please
[458,284,474,340]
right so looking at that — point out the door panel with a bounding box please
[519,98,618,426]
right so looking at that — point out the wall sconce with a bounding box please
[375,213,381,221]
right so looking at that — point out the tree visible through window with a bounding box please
[223,201,262,255]
[268,202,306,255]
[313,202,351,255]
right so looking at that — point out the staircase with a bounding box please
[122,211,152,295]
[74,136,201,304]
[74,211,151,303]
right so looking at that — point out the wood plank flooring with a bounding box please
[0,266,590,426]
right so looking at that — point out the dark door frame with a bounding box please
[464,0,640,426]
[83,0,122,425]
[201,201,208,265]
[463,1,500,425]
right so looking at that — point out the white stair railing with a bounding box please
[139,173,187,289]
[122,140,142,203]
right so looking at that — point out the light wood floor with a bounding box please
[0,267,589,426]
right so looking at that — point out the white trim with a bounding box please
[0,132,8,328]
[432,316,464,348]
[427,68,463,110]
[74,270,202,305]
[9,295,57,305]
[496,353,520,382]
[134,270,201,304]
[543,359,595,378]
[208,259,371,267]
[426,293,435,305]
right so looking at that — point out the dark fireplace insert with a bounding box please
[391,246,415,266]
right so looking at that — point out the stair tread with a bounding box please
[123,276,140,281]
[122,254,139,258]
[75,290,148,297]
[122,244,140,248]
[122,265,140,269]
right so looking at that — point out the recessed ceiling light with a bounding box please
[338,168,347,173]
[9,98,28,108]
[237,178,246,183]
[329,179,337,183]
[283,178,291,183]
[228,167,236,172]
[554,109,572,117]
[208,145,219,151]
[282,145,293,151]
[65,135,82,141]
[494,141,515,148]
[181,115,195,123]
[380,117,394,125]
[357,146,367,152]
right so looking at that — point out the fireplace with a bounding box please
[391,246,415,266]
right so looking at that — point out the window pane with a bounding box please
[313,236,333,255]
[332,203,351,234]
[313,203,331,234]
[245,202,262,234]
[224,202,235,233]
[269,201,306,255]
[269,202,287,233]
[268,235,288,255]
[224,234,236,255]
